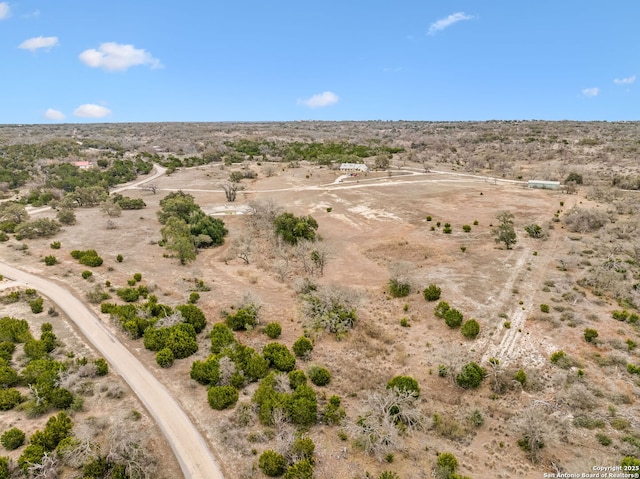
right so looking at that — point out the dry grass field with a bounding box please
[1,121,639,479]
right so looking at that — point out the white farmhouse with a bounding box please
[339,163,368,173]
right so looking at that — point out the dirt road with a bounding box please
[0,262,224,479]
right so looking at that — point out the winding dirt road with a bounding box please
[0,262,224,479]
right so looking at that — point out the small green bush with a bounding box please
[93,358,109,376]
[43,255,57,266]
[434,301,450,318]
[423,284,442,301]
[259,450,287,477]
[50,241,61,249]
[435,452,459,478]
[426,215,432,221]
[29,297,44,314]
[596,432,612,446]
[210,323,236,354]
[387,375,420,396]
[550,350,567,364]
[461,319,480,338]
[540,304,550,313]
[399,318,409,327]
[514,369,527,386]
[584,328,599,343]
[1,427,25,450]
[263,343,296,372]
[284,459,314,479]
[444,308,464,328]
[293,336,313,358]
[156,348,175,368]
[133,273,142,282]
[308,366,331,386]
[81,270,93,280]
[388,279,411,298]
[264,322,282,339]
[188,292,200,304]
[208,385,239,410]
[288,370,307,390]
[116,254,123,263]
[225,305,258,331]
[291,436,315,462]
[455,362,486,389]
[462,224,471,232]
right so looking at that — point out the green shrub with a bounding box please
[434,301,450,318]
[540,304,550,313]
[455,362,486,389]
[584,328,599,343]
[263,343,296,372]
[379,472,400,479]
[81,270,93,280]
[468,409,484,428]
[188,292,200,304]
[50,241,61,249]
[1,427,25,450]
[388,279,411,298]
[156,348,175,368]
[293,336,313,358]
[259,450,287,477]
[71,249,103,267]
[596,432,612,446]
[116,288,140,302]
[190,357,220,385]
[116,254,123,262]
[93,358,109,376]
[514,369,527,386]
[225,305,258,331]
[29,297,44,314]
[323,395,346,425]
[612,310,629,321]
[176,304,207,333]
[207,385,239,410]
[462,224,471,232]
[291,436,315,462]
[444,308,463,328]
[210,323,236,354]
[386,375,420,397]
[288,370,307,390]
[284,459,314,479]
[435,452,458,478]
[133,273,142,282]
[83,456,108,478]
[426,215,432,221]
[43,255,57,266]
[308,366,331,386]
[423,284,442,301]
[550,350,567,364]
[18,444,45,472]
[400,318,409,327]
[265,322,282,339]
[461,319,480,339]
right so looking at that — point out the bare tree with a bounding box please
[232,235,253,264]
[221,182,237,202]
[510,404,559,464]
[218,356,237,386]
[28,452,59,479]
[146,183,159,195]
[346,388,424,460]
[106,418,158,479]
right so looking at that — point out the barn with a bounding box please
[339,163,368,173]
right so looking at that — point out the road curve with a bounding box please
[0,262,224,479]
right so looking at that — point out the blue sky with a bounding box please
[1,1,638,123]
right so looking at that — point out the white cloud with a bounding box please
[0,2,10,20]
[79,42,161,72]
[19,36,59,52]
[582,87,600,97]
[614,75,636,85]
[44,109,65,121]
[73,104,112,118]
[428,12,473,35]
[297,91,339,108]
